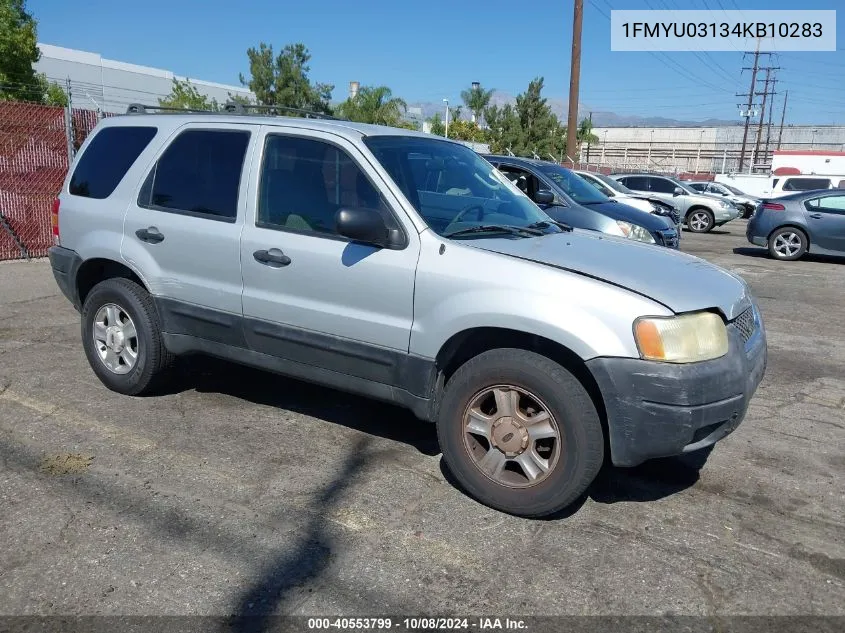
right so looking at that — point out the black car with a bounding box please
[482,155,679,248]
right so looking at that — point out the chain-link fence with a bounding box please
[0,101,105,261]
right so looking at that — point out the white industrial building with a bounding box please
[34,43,253,114]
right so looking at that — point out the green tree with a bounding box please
[0,0,67,105]
[158,78,218,110]
[239,42,333,113]
[449,105,462,122]
[444,119,486,142]
[426,112,445,136]
[334,85,407,126]
[484,77,566,158]
[461,83,494,125]
[577,117,598,146]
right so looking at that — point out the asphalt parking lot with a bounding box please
[1,221,843,619]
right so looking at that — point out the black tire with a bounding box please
[80,278,174,395]
[436,349,604,517]
[768,226,808,261]
[686,208,715,233]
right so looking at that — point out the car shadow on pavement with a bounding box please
[588,446,714,505]
[734,246,845,265]
[174,357,441,456]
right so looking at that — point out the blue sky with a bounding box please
[30,0,844,124]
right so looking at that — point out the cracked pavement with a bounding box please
[0,222,843,617]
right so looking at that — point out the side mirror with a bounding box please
[533,189,555,205]
[673,186,684,196]
[336,207,396,248]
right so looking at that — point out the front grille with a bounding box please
[658,229,679,248]
[732,307,756,343]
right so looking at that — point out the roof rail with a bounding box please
[222,102,337,119]
[125,102,338,120]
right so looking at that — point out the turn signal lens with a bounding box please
[634,312,728,363]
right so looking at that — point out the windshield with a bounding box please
[723,183,744,195]
[364,136,558,237]
[538,164,609,204]
[593,172,634,194]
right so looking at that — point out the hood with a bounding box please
[468,230,751,319]
[577,201,673,231]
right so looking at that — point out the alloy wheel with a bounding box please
[93,303,138,374]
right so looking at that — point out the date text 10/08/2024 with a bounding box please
[307,617,528,630]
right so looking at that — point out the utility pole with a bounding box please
[753,65,779,167]
[763,77,777,158]
[737,45,760,173]
[565,0,583,167]
[777,90,789,150]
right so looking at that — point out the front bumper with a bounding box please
[48,246,83,311]
[586,309,767,467]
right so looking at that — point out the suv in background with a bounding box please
[576,169,681,226]
[768,175,845,198]
[684,181,759,219]
[612,173,741,233]
[48,107,766,517]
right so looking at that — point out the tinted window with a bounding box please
[539,165,607,204]
[69,126,156,199]
[648,177,677,194]
[258,135,389,235]
[139,129,249,221]
[581,174,613,196]
[688,183,706,192]
[622,176,649,191]
[783,177,831,191]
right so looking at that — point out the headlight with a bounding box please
[616,220,655,244]
[634,311,728,363]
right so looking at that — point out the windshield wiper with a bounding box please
[526,220,573,232]
[443,224,544,238]
[581,200,609,206]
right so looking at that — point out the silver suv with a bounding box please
[612,173,741,233]
[48,107,767,517]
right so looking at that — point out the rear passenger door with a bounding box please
[804,194,845,253]
[122,123,259,346]
[239,127,419,370]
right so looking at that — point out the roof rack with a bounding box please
[126,102,337,120]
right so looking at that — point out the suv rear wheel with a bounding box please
[687,208,715,233]
[80,278,174,395]
[436,349,604,517]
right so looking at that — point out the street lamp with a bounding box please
[443,98,449,138]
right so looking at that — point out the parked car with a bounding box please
[483,156,680,248]
[746,189,845,260]
[576,169,682,225]
[48,108,767,517]
[611,173,741,233]
[683,181,759,219]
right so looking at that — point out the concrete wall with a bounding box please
[35,44,253,114]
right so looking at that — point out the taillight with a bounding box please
[762,202,785,211]
[51,198,60,244]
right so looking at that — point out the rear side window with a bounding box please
[139,129,250,221]
[783,177,831,191]
[69,126,157,199]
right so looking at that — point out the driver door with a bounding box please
[240,128,420,358]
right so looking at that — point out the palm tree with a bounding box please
[335,85,407,127]
[461,83,494,126]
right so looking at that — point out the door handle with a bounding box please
[809,213,823,219]
[253,248,291,268]
[135,227,164,244]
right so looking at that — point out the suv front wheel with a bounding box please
[81,278,174,396]
[436,349,604,517]
[687,208,715,233]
